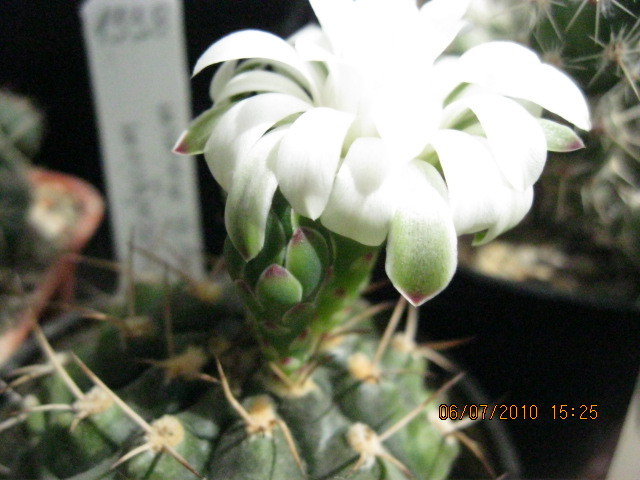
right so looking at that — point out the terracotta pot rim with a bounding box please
[0,168,104,365]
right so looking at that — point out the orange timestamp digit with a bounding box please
[551,404,598,420]
[438,404,540,420]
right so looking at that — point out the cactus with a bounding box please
[0,89,50,335]
[457,0,640,283]
[0,89,44,268]
[0,0,593,478]
[0,239,468,479]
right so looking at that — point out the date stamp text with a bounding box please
[438,404,599,420]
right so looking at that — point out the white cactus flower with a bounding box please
[175,0,590,306]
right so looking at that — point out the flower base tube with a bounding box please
[223,200,379,381]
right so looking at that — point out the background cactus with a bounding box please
[0,89,44,268]
[0,89,53,336]
[457,0,640,300]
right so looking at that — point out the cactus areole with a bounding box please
[1,1,591,479]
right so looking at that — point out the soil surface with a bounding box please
[459,228,640,306]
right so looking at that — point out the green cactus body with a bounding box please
[0,90,43,268]
[532,1,640,271]
[529,0,640,94]
[0,221,468,479]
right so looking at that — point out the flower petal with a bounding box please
[193,29,317,99]
[443,92,547,190]
[320,137,397,246]
[275,107,354,219]
[214,70,312,104]
[431,129,534,239]
[204,93,310,191]
[385,160,457,306]
[475,185,533,245]
[307,0,355,55]
[209,60,237,102]
[373,76,442,162]
[458,42,591,131]
[225,129,285,261]
[417,0,470,63]
[292,25,335,62]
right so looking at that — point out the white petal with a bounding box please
[194,29,318,99]
[431,130,534,238]
[214,70,312,104]
[416,0,471,63]
[532,64,591,130]
[443,93,547,190]
[476,186,533,245]
[275,107,354,219]
[373,72,442,162]
[307,0,354,55]
[225,129,285,260]
[320,138,397,246]
[458,42,591,130]
[204,93,310,191]
[322,62,364,114]
[209,60,237,102]
[385,160,457,306]
[292,25,335,62]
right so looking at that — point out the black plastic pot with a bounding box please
[413,267,640,479]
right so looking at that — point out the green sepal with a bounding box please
[271,189,295,238]
[234,280,264,319]
[172,104,230,155]
[281,303,315,343]
[255,264,303,314]
[285,227,330,298]
[539,119,585,151]
[242,214,286,289]
[385,197,457,307]
[223,236,246,281]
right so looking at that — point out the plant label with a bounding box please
[81,0,204,281]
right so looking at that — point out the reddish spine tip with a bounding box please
[172,132,189,155]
